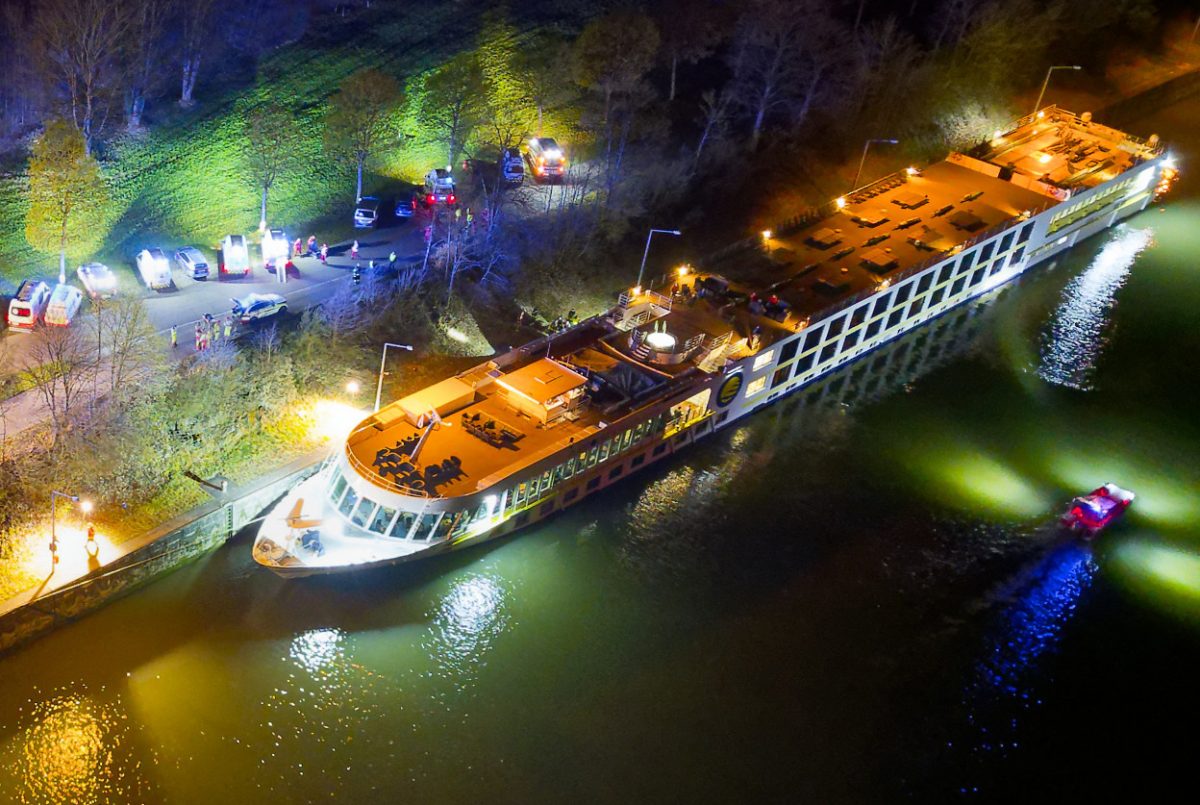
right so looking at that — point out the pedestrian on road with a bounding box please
[352,264,362,285]
[224,317,232,339]
[170,324,177,348]
[368,259,375,272]
[194,322,203,351]
[320,243,329,263]
[454,207,462,222]
[351,240,359,260]
[465,208,473,229]
[211,317,220,343]
[307,235,317,255]
[293,238,302,257]
[388,250,397,269]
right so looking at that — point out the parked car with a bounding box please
[232,292,287,324]
[174,247,210,280]
[77,262,117,298]
[395,191,418,219]
[261,228,290,269]
[136,248,172,290]
[44,284,84,327]
[220,234,251,278]
[525,137,566,181]
[422,169,457,207]
[6,279,51,331]
[354,196,382,228]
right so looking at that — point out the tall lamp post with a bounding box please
[850,138,899,194]
[374,342,414,412]
[1032,65,1082,117]
[49,490,91,570]
[635,228,681,289]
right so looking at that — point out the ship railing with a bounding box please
[343,444,433,498]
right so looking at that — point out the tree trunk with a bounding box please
[181,56,200,106]
[537,104,543,136]
[750,99,767,151]
[669,53,678,102]
[260,186,269,228]
[356,155,364,202]
[127,90,145,131]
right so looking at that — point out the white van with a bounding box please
[6,279,51,331]
[221,234,251,277]
[44,284,84,327]
[261,228,289,269]
[136,248,172,290]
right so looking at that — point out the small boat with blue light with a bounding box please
[1060,483,1135,537]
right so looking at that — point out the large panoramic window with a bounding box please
[753,350,775,371]
[339,486,360,518]
[803,325,824,352]
[779,338,799,364]
[917,272,934,294]
[746,376,767,397]
[371,505,397,535]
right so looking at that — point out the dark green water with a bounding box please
[2,96,1199,803]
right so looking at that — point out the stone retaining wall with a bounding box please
[0,458,323,657]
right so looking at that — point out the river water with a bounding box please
[2,96,1199,804]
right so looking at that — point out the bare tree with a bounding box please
[653,0,724,102]
[100,296,164,397]
[514,31,575,135]
[124,0,170,130]
[573,11,660,123]
[419,52,488,167]
[178,0,220,106]
[24,324,95,441]
[694,88,734,169]
[323,68,404,202]
[35,0,132,154]
[244,102,299,228]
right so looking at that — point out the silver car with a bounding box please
[76,262,117,298]
[174,247,210,280]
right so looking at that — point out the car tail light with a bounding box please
[426,194,435,205]
[448,194,456,204]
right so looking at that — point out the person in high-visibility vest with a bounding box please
[170,324,177,348]
[224,317,232,339]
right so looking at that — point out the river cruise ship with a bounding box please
[254,106,1172,576]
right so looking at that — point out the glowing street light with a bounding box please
[374,342,414,412]
[851,138,899,194]
[636,228,681,288]
[1032,65,1082,118]
[49,491,90,571]
[345,380,361,395]
[761,229,773,241]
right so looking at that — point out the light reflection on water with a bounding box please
[1038,226,1152,390]
[958,543,1096,761]
[0,685,157,804]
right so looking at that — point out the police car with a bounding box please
[231,293,288,324]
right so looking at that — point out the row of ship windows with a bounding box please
[743,235,1027,399]
[1046,175,1135,235]
[326,467,451,541]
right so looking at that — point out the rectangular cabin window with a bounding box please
[979,241,995,262]
[608,466,623,480]
[371,505,397,535]
[865,320,882,339]
[621,429,634,450]
[653,443,668,456]
[587,445,600,467]
[850,303,869,327]
[908,297,925,318]
[989,261,1003,276]
[1017,222,1034,244]
[351,499,376,528]
[930,287,946,305]
[951,277,966,296]
[330,473,348,505]
[893,282,912,305]
[842,330,860,350]
[599,439,612,462]
[632,454,646,467]
[819,344,838,364]
[872,294,891,317]
[803,326,824,352]
[917,272,934,294]
[414,512,439,541]
[999,232,1014,254]
[970,267,986,287]
[886,309,903,329]
[826,316,845,338]
[586,477,601,491]
[753,350,775,371]
[1011,246,1025,266]
[795,353,815,375]
[772,366,790,388]
[779,338,799,364]
[390,511,416,538]
[938,262,956,284]
[339,486,360,517]
[960,250,976,273]
[746,375,768,397]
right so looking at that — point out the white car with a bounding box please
[136,248,172,290]
[174,247,210,280]
[220,234,251,277]
[77,262,117,298]
[44,284,84,327]
[261,228,290,269]
[232,293,287,324]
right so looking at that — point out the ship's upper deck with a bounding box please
[344,106,1162,502]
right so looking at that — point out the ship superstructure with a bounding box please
[254,107,1170,576]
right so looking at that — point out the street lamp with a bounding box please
[850,138,899,194]
[49,491,90,570]
[345,380,361,395]
[1032,65,1082,118]
[374,342,414,412]
[635,228,681,289]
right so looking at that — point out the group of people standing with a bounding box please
[169,314,234,352]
